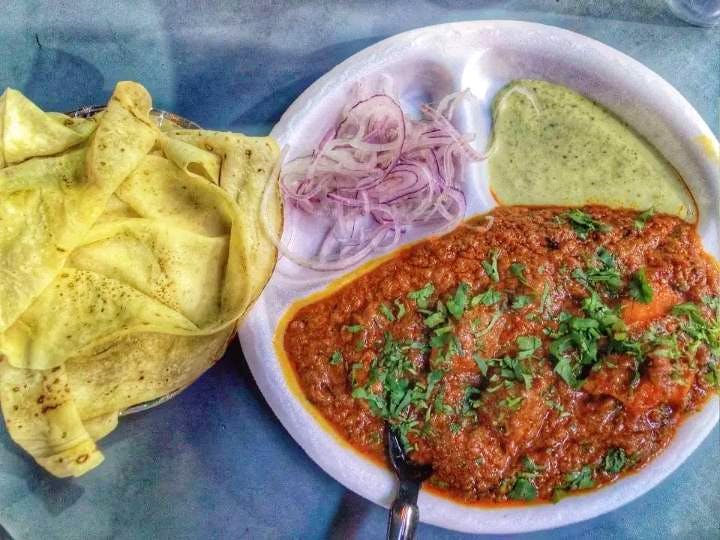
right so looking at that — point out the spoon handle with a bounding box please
[386,480,421,540]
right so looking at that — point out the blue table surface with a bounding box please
[0,1,719,538]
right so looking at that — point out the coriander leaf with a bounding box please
[471,287,501,307]
[510,262,529,286]
[424,311,445,328]
[352,387,388,418]
[473,354,489,376]
[433,391,454,415]
[499,395,524,410]
[449,422,462,434]
[560,465,595,491]
[482,249,500,282]
[540,282,552,314]
[554,356,580,388]
[563,209,610,240]
[706,361,720,391]
[461,386,483,417]
[474,310,502,338]
[545,398,571,418]
[551,489,568,503]
[499,353,534,390]
[394,299,407,320]
[573,265,623,293]
[602,448,628,474]
[522,455,542,473]
[343,324,364,333]
[379,303,395,321]
[447,282,470,319]
[512,294,533,309]
[549,290,636,389]
[329,350,343,365]
[349,362,363,385]
[426,370,444,394]
[434,325,453,336]
[407,283,435,309]
[572,248,622,293]
[634,207,654,230]
[596,247,617,269]
[629,268,653,304]
[508,477,537,501]
[517,335,541,357]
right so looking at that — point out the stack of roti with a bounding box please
[0,82,281,477]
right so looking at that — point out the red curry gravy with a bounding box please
[282,206,720,503]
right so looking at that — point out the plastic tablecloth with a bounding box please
[0,1,718,538]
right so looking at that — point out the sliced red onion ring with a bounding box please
[273,86,484,271]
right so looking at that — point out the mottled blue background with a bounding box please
[0,1,718,539]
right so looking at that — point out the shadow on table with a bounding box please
[0,429,85,518]
[19,42,105,111]
[326,490,375,540]
[0,523,13,540]
[165,29,388,134]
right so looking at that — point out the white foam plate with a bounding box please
[238,21,720,534]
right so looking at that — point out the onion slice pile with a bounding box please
[275,83,483,271]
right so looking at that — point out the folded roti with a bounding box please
[0,82,281,477]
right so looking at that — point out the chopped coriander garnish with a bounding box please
[573,266,623,294]
[433,391,454,415]
[562,209,610,240]
[562,466,594,490]
[407,283,435,309]
[355,338,365,351]
[595,247,617,268]
[549,290,640,389]
[553,356,578,388]
[379,303,395,321]
[521,455,542,473]
[344,324,364,333]
[349,362,362,382]
[499,395,524,410]
[540,282,552,314]
[508,476,537,501]
[409,341,427,350]
[473,310,503,340]
[461,386,483,418]
[602,448,628,474]
[482,249,500,282]
[705,361,720,391]
[672,300,720,360]
[572,248,623,293]
[424,312,445,328]
[471,287,501,307]
[473,354,490,376]
[545,398,571,418]
[499,350,534,389]
[552,465,595,502]
[329,350,343,365]
[449,422,462,434]
[511,294,533,309]
[434,325,453,336]
[349,333,436,452]
[394,299,407,320]
[634,207,654,230]
[510,262,529,286]
[516,335,541,358]
[629,268,653,304]
[447,282,470,319]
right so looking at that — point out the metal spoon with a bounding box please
[386,427,433,540]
